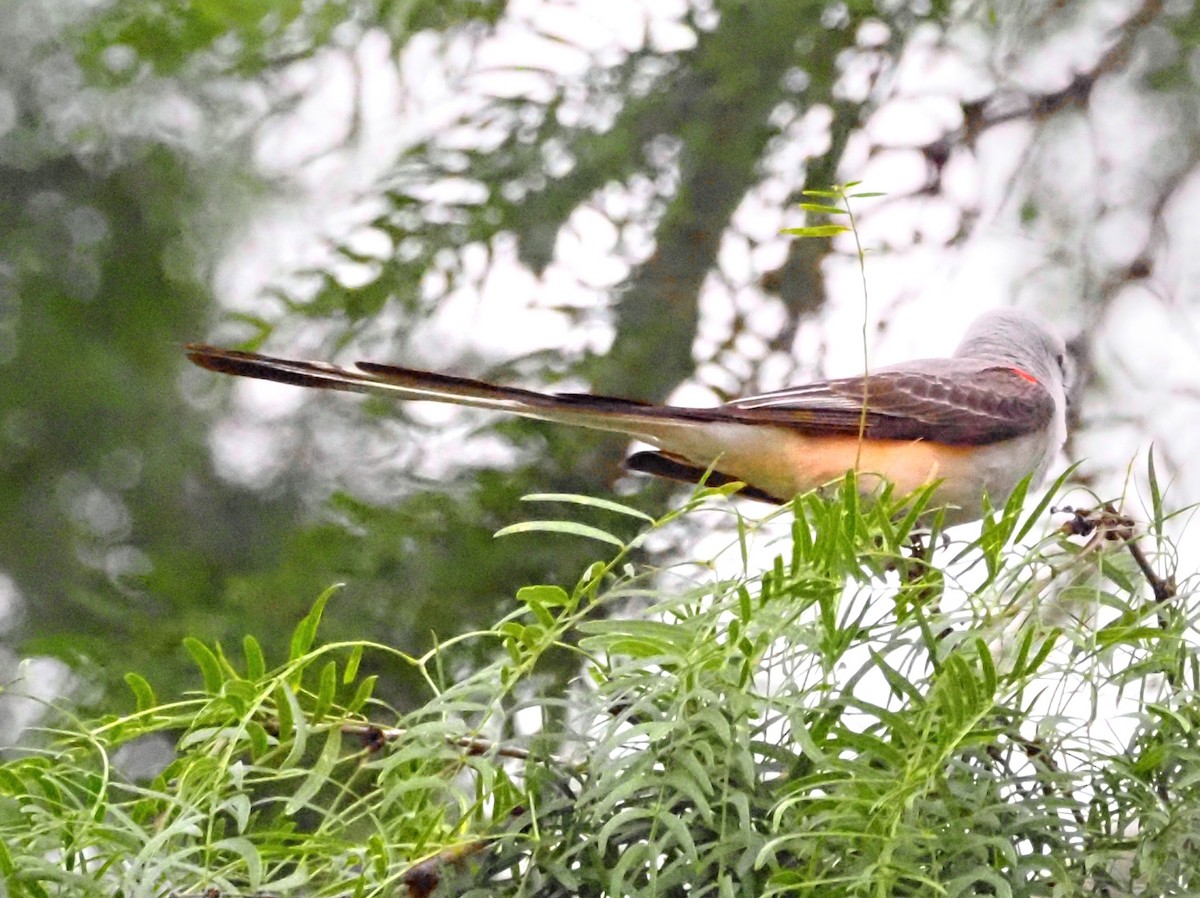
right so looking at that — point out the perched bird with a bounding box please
[187,309,1070,525]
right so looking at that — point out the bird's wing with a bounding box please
[723,365,1056,445]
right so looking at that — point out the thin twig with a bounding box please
[1055,504,1176,607]
[338,721,581,770]
[400,839,491,898]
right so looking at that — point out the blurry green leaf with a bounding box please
[313,660,338,721]
[246,720,270,758]
[782,224,849,238]
[347,675,377,713]
[290,585,342,665]
[522,493,655,522]
[183,638,224,693]
[343,643,363,684]
[516,584,570,609]
[1015,463,1080,543]
[123,673,156,712]
[1148,446,1164,541]
[797,203,847,215]
[273,681,295,744]
[577,619,695,658]
[495,521,624,547]
[243,635,266,680]
[285,727,341,816]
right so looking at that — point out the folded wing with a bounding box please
[724,367,1055,445]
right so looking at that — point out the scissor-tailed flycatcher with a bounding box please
[187,309,1070,524]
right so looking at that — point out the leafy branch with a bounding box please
[0,471,1193,897]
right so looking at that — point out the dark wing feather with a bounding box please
[724,367,1055,445]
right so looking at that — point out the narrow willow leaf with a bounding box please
[367,834,390,879]
[1014,462,1080,543]
[285,728,342,816]
[737,511,749,570]
[782,224,849,238]
[347,675,378,713]
[1148,446,1164,541]
[343,643,363,684]
[313,660,338,721]
[274,681,307,768]
[798,202,847,215]
[220,679,256,717]
[597,807,656,855]
[612,842,652,896]
[221,794,252,834]
[494,520,624,547]
[1147,702,1192,733]
[213,836,263,890]
[998,472,1033,536]
[516,584,570,609]
[1007,624,1035,684]
[523,599,555,629]
[737,586,752,623]
[1021,630,1061,677]
[1095,622,1161,648]
[123,673,156,712]
[521,492,655,522]
[789,717,829,765]
[665,769,713,822]
[183,638,223,693]
[678,750,715,798]
[1098,555,1137,595]
[290,584,343,663]
[577,619,696,658]
[869,650,923,704]
[242,635,266,680]
[246,720,270,758]
[657,809,699,860]
[946,867,1013,898]
[974,638,997,696]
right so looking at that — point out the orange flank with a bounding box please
[682,423,1004,521]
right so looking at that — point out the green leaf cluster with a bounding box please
[0,478,1195,896]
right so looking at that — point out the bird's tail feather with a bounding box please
[184,345,717,444]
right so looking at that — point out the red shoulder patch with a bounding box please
[1008,367,1039,384]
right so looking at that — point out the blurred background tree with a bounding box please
[1,0,1196,723]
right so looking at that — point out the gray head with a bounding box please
[954,308,1070,394]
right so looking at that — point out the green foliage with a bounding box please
[784,182,882,240]
[0,480,1193,896]
[75,0,508,79]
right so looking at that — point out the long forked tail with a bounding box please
[186,344,805,503]
[184,344,723,443]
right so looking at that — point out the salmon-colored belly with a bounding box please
[687,424,1027,521]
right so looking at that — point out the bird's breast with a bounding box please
[676,423,1051,523]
